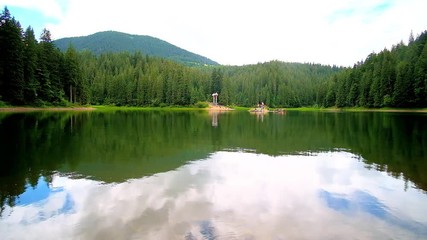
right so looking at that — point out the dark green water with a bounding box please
[0,110,426,239]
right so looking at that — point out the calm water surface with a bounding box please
[0,110,426,239]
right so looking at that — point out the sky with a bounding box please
[2,0,427,66]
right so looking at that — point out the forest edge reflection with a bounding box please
[0,110,426,214]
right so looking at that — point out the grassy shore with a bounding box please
[92,105,208,111]
[284,107,427,112]
[1,105,426,113]
[0,106,96,112]
[226,106,251,111]
[0,104,209,112]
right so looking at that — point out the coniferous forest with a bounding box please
[1,7,426,108]
[324,32,427,108]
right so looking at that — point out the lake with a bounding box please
[0,110,426,239]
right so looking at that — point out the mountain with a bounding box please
[54,31,219,66]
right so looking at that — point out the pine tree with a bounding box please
[23,26,39,104]
[63,45,82,103]
[211,68,222,94]
[414,42,427,106]
[324,78,336,107]
[335,73,349,107]
[409,31,415,44]
[393,61,411,107]
[370,60,382,107]
[38,28,64,103]
[0,7,25,104]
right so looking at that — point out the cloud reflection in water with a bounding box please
[1,151,426,239]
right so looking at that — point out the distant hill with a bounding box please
[54,31,219,66]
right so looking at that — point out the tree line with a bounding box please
[1,7,426,108]
[0,7,81,106]
[323,31,427,108]
[76,54,340,107]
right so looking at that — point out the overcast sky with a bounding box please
[2,0,427,66]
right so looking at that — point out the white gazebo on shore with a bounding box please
[212,92,219,106]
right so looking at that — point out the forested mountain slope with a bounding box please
[323,31,427,108]
[76,55,341,107]
[218,62,342,107]
[54,31,219,66]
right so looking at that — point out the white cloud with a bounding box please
[4,0,427,66]
[1,151,426,239]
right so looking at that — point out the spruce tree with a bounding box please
[0,7,25,104]
[414,42,427,106]
[23,26,39,104]
[211,68,222,94]
[63,45,81,103]
[38,28,63,103]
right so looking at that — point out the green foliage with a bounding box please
[217,61,341,107]
[0,7,25,104]
[211,68,223,93]
[22,26,39,104]
[62,45,85,104]
[0,8,72,106]
[74,53,340,107]
[53,31,219,66]
[194,101,209,108]
[321,30,427,108]
[0,100,7,107]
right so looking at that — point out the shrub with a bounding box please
[195,101,209,108]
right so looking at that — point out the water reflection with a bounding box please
[1,151,426,239]
[209,111,219,127]
[1,110,427,239]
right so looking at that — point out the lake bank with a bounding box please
[0,103,236,113]
[0,106,96,112]
[284,107,427,113]
[1,105,427,113]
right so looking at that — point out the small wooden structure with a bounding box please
[212,92,219,106]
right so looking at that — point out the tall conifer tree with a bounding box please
[0,7,24,104]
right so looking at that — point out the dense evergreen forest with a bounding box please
[77,54,340,107]
[54,31,219,66]
[324,31,427,108]
[1,7,426,108]
[0,7,79,106]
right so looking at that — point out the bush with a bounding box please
[195,101,209,108]
[0,100,7,107]
[55,98,70,107]
[150,99,160,107]
[383,95,392,107]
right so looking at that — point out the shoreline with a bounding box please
[284,107,427,113]
[0,106,426,113]
[0,107,96,112]
[208,104,234,111]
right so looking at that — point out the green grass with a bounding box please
[92,105,207,112]
[0,100,9,107]
[340,107,427,112]
[2,103,425,113]
[284,107,332,111]
[194,101,209,108]
[284,106,427,112]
